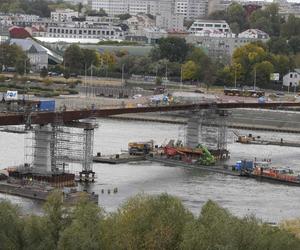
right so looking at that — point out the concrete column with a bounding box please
[186,115,200,148]
[33,124,52,172]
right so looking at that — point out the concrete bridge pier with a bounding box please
[185,109,230,159]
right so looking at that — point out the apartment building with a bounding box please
[188,19,231,34]
[186,28,269,61]
[51,9,79,22]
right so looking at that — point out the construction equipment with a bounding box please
[196,144,216,166]
[162,140,215,166]
[128,141,154,155]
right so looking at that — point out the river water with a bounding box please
[1,119,300,223]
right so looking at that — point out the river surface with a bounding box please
[1,119,300,222]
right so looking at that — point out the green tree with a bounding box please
[254,61,274,86]
[0,201,24,249]
[82,48,100,71]
[58,195,105,250]
[227,2,248,33]
[267,37,290,55]
[249,3,281,36]
[153,37,189,63]
[63,44,84,74]
[40,66,48,78]
[43,191,69,249]
[23,215,55,250]
[271,54,292,79]
[19,0,51,17]
[280,14,300,39]
[15,56,30,75]
[117,13,132,20]
[289,36,300,54]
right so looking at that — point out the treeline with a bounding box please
[0,0,77,17]
[1,192,300,250]
[61,38,214,84]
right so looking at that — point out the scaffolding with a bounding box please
[25,118,96,181]
[185,109,230,159]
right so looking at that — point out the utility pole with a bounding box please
[165,63,168,80]
[90,63,93,97]
[234,67,237,89]
[85,63,88,97]
[121,63,125,85]
[180,65,183,91]
[253,66,256,91]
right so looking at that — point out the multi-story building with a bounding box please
[167,0,210,19]
[40,21,124,42]
[128,0,150,15]
[91,0,128,16]
[186,28,269,61]
[175,0,188,17]
[187,0,208,19]
[188,19,231,34]
[208,0,231,15]
[51,9,79,22]
[156,13,184,31]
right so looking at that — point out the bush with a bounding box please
[43,78,53,86]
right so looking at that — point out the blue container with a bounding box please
[39,100,55,112]
[241,160,254,170]
[235,161,242,171]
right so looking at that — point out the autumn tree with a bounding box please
[232,43,269,86]
[108,193,193,250]
[182,60,199,81]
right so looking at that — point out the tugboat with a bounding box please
[238,159,300,186]
[252,163,300,185]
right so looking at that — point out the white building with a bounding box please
[188,19,231,34]
[91,0,129,16]
[51,9,79,22]
[175,0,188,17]
[283,70,300,87]
[42,21,124,42]
[9,38,48,71]
[238,29,269,39]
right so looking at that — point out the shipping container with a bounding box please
[38,100,55,111]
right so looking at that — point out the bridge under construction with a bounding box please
[1,100,300,183]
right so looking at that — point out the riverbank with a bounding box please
[110,109,300,133]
